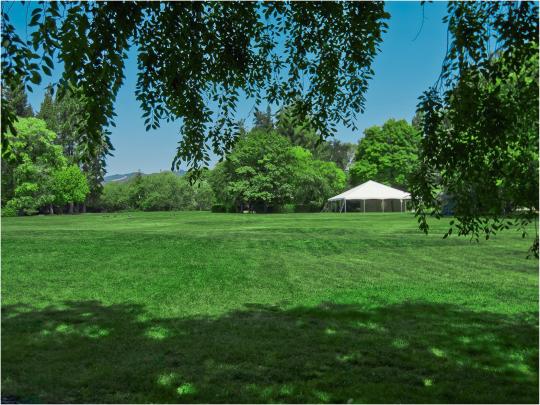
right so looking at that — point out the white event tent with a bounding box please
[328,180,411,213]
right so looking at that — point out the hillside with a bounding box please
[103,170,186,184]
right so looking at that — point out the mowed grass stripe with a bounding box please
[2,211,538,403]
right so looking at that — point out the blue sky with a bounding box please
[6,1,448,175]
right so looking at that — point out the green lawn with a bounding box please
[2,211,538,403]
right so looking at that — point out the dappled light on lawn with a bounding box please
[1,300,537,403]
[2,212,538,403]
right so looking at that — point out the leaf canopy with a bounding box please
[1,1,389,172]
[413,1,539,256]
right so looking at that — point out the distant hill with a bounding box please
[103,170,186,184]
[103,172,139,183]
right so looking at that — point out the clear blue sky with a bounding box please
[6,1,448,175]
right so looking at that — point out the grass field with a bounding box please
[2,211,538,403]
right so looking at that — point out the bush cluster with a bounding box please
[99,172,213,212]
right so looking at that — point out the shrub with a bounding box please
[99,172,215,212]
[100,182,131,211]
[272,204,296,213]
[1,203,18,217]
[211,204,227,213]
[282,204,296,213]
[294,203,321,213]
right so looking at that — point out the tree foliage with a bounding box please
[290,147,346,210]
[219,129,298,212]
[209,128,346,212]
[2,118,66,214]
[275,105,321,152]
[412,1,539,256]
[52,164,90,208]
[253,106,274,131]
[37,85,113,207]
[39,85,84,161]
[37,85,55,123]
[314,140,357,171]
[1,1,389,172]
[1,78,34,118]
[275,104,356,170]
[349,119,420,189]
[100,172,213,212]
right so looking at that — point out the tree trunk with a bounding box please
[68,202,74,214]
[49,204,54,215]
[81,203,86,213]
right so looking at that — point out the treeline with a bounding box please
[205,106,348,213]
[100,172,213,212]
[2,116,90,217]
[2,81,422,216]
[207,132,344,213]
[205,106,420,213]
[2,81,108,216]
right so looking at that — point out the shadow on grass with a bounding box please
[1,301,538,403]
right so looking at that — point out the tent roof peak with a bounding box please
[328,180,411,201]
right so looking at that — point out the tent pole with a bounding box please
[381,200,384,213]
[363,199,365,213]
[344,199,347,213]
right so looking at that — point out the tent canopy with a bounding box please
[328,180,411,201]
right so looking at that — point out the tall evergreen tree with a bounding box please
[315,140,357,171]
[276,104,356,170]
[82,136,113,211]
[411,111,424,132]
[37,86,112,210]
[253,106,274,131]
[2,79,33,118]
[51,88,82,162]
[37,85,55,125]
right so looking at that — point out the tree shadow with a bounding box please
[1,300,538,403]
